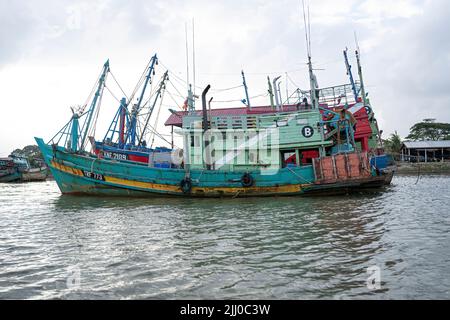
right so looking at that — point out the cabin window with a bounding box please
[249,151,258,163]
[299,149,319,165]
[281,150,297,168]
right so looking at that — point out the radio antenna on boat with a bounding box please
[192,18,196,99]
[354,31,367,106]
[185,22,190,93]
[302,0,318,109]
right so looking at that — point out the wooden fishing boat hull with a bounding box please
[20,168,49,182]
[36,137,392,198]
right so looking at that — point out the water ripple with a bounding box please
[0,176,449,299]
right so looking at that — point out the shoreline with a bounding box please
[395,161,450,175]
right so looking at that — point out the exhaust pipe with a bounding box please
[201,85,212,170]
[202,84,211,132]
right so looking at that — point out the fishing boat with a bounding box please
[20,167,49,182]
[91,55,173,166]
[0,158,21,183]
[35,44,394,197]
[7,154,49,182]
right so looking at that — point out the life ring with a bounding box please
[241,172,254,188]
[180,177,192,194]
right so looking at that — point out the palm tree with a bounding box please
[384,131,402,159]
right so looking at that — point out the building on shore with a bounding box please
[401,140,450,162]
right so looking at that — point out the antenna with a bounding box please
[301,0,318,109]
[192,18,196,97]
[285,72,289,105]
[307,3,311,56]
[302,0,310,57]
[354,31,367,106]
[185,22,190,92]
[354,31,360,53]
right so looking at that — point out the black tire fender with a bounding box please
[180,177,192,194]
[241,172,254,188]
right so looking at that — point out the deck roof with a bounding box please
[164,103,356,127]
[402,140,450,149]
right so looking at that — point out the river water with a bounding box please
[0,175,449,299]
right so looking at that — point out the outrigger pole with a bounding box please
[127,54,158,146]
[138,71,169,146]
[79,59,110,151]
[343,48,358,102]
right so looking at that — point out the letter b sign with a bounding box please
[302,126,314,138]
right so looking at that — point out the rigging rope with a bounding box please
[82,69,103,113]
[128,57,153,105]
[149,89,167,149]
[109,70,129,101]
[104,84,121,104]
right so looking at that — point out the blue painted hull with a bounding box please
[0,170,21,183]
[36,137,319,197]
[36,137,391,197]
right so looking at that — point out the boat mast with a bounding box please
[118,97,127,146]
[343,48,358,102]
[267,76,275,109]
[241,70,251,109]
[137,71,169,146]
[128,54,158,145]
[80,60,110,151]
[70,113,79,152]
[355,49,367,106]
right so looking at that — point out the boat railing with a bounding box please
[317,83,360,107]
[286,82,360,109]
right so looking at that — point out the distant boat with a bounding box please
[0,158,21,183]
[20,167,49,182]
[0,155,49,183]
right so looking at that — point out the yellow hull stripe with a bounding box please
[50,160,304,195]
[105,176,181,192]
[52,161,84,177]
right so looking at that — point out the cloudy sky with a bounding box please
[1,0,449,156]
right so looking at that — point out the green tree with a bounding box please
[406,119,450,141]
[384,131,402,158]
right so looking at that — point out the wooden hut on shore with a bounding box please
[400,141,450,162]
